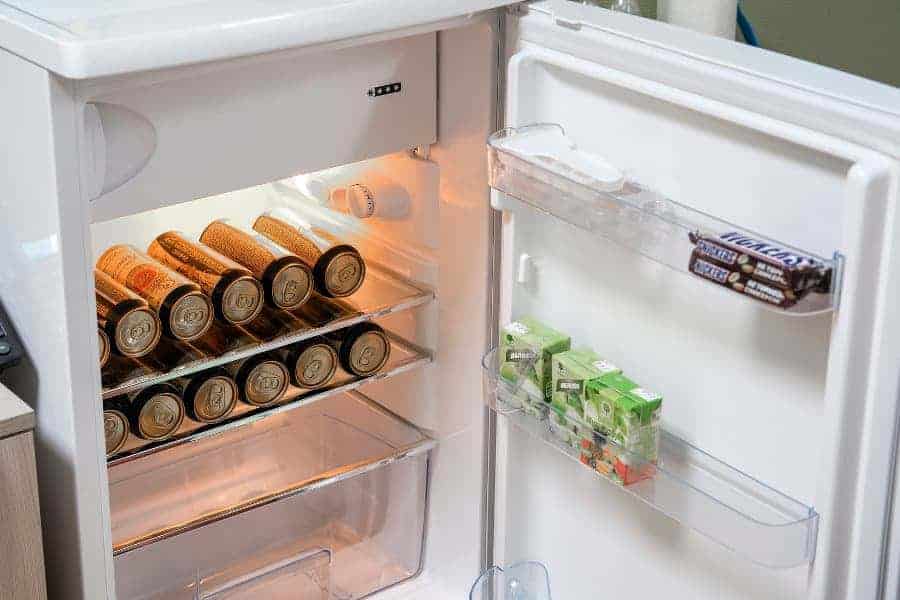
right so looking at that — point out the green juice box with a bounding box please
[564,358,622,432]
[499,317,570,414]
[586,378,662,462]
[551,349,620,424]
[585,371,637,434]
[624,387,663,463]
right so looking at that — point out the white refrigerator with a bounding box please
[0,1,899,599]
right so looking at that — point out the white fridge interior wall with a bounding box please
[86,15,500,599]
[491,4,897,600]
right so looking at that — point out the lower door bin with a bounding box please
[112,392,433,599]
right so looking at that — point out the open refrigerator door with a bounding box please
[486,2,900,600]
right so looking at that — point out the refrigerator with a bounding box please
[0,0,899,598]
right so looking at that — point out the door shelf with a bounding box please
[101,261,434,399]
[109,332,431,463]
[487,124,841,316]
[112,391,432,600]
[483,348,820,569]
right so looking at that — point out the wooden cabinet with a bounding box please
[0,384,47,600]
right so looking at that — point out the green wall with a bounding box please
[588,0,899,87]
[741,0,900,87]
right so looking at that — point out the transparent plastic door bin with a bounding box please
[469,561,552,600]
[487,123,841,315]
[483,348,820,568]
[112,392,433,599]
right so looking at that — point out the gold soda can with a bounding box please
[225,353,290,407]
[328,322,391,377]
[137,336,203,374]
[240,305,308,342]
[253,213,366,298]
[281,337,339,389]
[95,270,162,358]
[148,231,264,325]
[101,355,153,390]
[97,245,214,342]
[177,368,239,423]
[200,221,313,311]
[186,319,256,358]
[292,294,357,328]
[103,397,131,457]
[98,328,111,368]
[123,382,186,441]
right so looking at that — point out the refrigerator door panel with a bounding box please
[0,0,520,79]
[492,2,900,599]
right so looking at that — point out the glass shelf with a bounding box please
[483,348,820,569]
[487,124,841,316]
[101,261,434,399]
[108,332,431,463]
[109,392,434,557]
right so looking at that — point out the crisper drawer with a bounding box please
[81,32,437,223]
[112,392,433,599]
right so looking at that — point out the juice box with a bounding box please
[582,371,635,435]
[585,379,662,484]
[499,317,570,414]
[619,387,662,463]
[550,350,620,424]
[550,349,597,423]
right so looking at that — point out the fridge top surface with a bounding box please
[0,0,515,79]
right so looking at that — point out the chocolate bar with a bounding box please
[689,251,798,308]
[689,230,830,294]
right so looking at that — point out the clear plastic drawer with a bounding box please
[112,392,433,599]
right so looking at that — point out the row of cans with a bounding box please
[103,321,391,457]
[96,210,367,363]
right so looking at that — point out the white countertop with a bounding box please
[0,381,34,438]
[0,0,516,79]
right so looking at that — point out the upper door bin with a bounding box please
[488,124,841,315]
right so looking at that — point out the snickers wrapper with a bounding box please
[689,251,798,308]
[689,231,830,294]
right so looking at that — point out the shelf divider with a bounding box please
[488,123,841,316]
[483,348,819,569]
